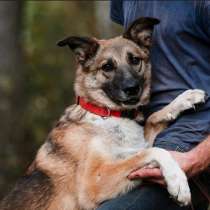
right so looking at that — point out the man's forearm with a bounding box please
[129,135,210,181]
[185,134,210,176]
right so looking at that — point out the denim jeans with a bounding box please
[97,182,209,210]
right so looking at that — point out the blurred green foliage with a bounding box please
[23,1,121,146]
[23,1,98,145]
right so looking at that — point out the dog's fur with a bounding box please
[0,17,206,210]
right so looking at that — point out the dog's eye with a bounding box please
[101,62,114,72]
[131,57,141,65]
[128,53,141,66]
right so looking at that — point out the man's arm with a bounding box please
[128,135,210,182]
[171,134,210,177]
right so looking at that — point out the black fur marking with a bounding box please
[46,137,66,158]
[102,72,110,79]
[102,65,144,105]
[0,170,53,210]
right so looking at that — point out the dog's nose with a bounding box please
[122,81,140,96]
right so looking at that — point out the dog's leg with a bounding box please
[145,89,206,145]
[79,148,191,209]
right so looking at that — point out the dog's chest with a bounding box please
[85,113,148,158]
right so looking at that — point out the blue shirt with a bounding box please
[111,0,210,151]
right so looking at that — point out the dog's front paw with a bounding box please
[174,89,206,110]
[166,169,191,206]
[147,148,191,206]
[165,89,206,121]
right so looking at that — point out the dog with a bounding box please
[0,17,206,210]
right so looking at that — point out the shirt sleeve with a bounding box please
[110,0,124,25]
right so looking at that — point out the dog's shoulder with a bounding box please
[56,104,87,127]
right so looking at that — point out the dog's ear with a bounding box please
[123,17,160,48]
[57,36,99,64]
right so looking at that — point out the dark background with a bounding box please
[0,1,121,199]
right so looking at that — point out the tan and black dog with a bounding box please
[0,17,206,210]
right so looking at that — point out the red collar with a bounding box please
[77,96,138,119]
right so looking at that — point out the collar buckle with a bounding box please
[105,107,111,117]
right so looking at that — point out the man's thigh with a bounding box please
[97,184,191,210]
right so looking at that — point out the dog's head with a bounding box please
[58,17,159,110]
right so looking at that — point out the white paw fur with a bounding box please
[147,148,191,206]
[166,89,206,121]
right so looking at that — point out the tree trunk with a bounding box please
[0,1,25,198]
[94,1,122,39]
[95,1,112,38]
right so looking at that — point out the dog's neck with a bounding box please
[77,96,139,120]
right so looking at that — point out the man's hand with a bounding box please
[128,165,165,185]
[128,151,192,185]
[128,149,207,185]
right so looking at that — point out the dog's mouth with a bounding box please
[121,97,140,105]
[104,91,141,106]
[102,84,142,107]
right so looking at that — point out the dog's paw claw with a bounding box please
[173,89,206,111]
[182,89,206,105]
